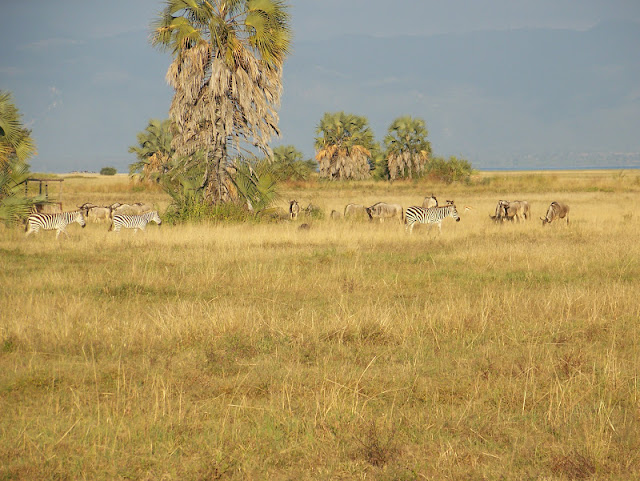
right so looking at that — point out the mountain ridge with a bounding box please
[277,20,640,169]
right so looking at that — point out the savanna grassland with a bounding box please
[2,171,640,480]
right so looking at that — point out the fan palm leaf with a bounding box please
[0,91,38,225]
[0,91,36,166]
[128,119,174,182]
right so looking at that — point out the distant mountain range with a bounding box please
[10,19,638,172]
[276,20,640,170]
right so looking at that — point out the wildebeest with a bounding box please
[87,206,112,223]
[422,194,438,209]
[78,203,113,223]
[303,203,323,219]
[257,207,289,222]
[132,202,154,215]
[490,201,507,222]
[344,203,369,220]
[541,202,570,226]
[111,203,137,216]
[78,202,97,213]
[491,200,529,223]
[365,202,404,223]
[33,202,63,214]
[289,200,300,220]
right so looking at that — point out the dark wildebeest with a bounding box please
[541,202,570,226]
[366,202,403,223]
[289,200,300,220]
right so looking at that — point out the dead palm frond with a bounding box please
[315,112,374,180]
[384,116,431,181]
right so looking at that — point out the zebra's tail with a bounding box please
[108,221,113,232]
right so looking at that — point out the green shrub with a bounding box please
[271,145,317,181]
[100,167,117,176]
[428,156,474,184]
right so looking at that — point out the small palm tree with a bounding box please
[271,145,316,181]
[151,0,292,204]
[0,91,38,225]
[128,119,174,183]
[315,112,375,180]
[231,158,279,212]
[384,116,431,181]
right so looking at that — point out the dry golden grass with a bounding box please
[1,171,640,479]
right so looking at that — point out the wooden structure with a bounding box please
[23,178,64,213]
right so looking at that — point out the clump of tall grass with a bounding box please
[163,197,252,224]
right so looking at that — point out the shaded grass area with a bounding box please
[2,191,640,479]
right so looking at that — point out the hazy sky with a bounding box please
[1,1,639,172]
[294,0,639,37]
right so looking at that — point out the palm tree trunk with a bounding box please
[200,142,228,204]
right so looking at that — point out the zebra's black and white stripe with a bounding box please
[405,204,460,234]
[109,211,162,233]
[25,211,86,238]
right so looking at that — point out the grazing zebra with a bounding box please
[405,204,461,234]
[25,211,86,238]
[109,211,162,233]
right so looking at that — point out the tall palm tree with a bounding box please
[315,112,374,180]
[384,116,431,181]
[151,0,292,204]
[128,119,174,183]
[0,91,38,225]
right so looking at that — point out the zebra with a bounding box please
[405,204,461,234]
[25,211,86,238]
[109,211,162,233]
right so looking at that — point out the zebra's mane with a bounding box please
[34,210,81,216]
